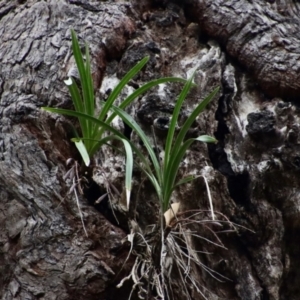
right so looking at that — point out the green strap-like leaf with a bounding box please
[72,135,133,210]
[171,87,219,158]
[96,136,134,211]
[84,42,95,118]
[163,135,217,211]
[42,107,155,180]
[70,30,88,113]
[94,76,192,149]
[73,139,90,167]
[120,137,133,210]
[164,72,195,171]
[110,105,163,186]
[97,57,150,122]
[78,136,161,199]
[104,77,191,126]
[173,175,196,189]
[42,107,124,139]
[70,30,95,151]
[64,77,88,142]
[196,135,218,143]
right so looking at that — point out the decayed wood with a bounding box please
[1,0,300,299]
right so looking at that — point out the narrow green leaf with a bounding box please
[163,140,193,211]
[64,77,89,141]
[71,29,95,151]
[73,135,162,210]
[43,107,155,183]
[72,137,157,199]
[104,77,191,126]
[196,135,218,143]
[110,105,162,186]
[173,175,196,189]
[94,76,192,152]
[90,136,134,211]
[64,77,83,112]
[163,135,217,211]
[98,57,150,122]
[171,87,219,158]
[74,139,90,166]
[70,30,88,112]
[84,42,95,118]
[119,138,133,210]
[164,72,195,170]
[162,86,219,210]
[42,107,125,140]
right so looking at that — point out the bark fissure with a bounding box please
[1,0,300,299]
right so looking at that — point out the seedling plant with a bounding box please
[42,30,191,210]
[113,77,228,300]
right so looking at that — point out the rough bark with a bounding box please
[1,0,300,299]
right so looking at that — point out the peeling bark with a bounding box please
[1,0,300,299]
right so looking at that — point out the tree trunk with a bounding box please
[0,0,298,299]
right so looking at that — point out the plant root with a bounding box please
[117,210,248,300]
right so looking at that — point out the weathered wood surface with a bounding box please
[1,0,300,299]
[185,0,300,99]
[0,1,134,299]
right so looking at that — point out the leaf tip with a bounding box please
[126,189,131,210]
[64,77,73,86]
[74,139,90,167]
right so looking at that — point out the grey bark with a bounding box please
[0,0,299,299]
